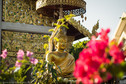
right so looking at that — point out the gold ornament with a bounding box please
[85,16,87,21]
[81,14,84,18]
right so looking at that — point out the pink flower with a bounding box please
[106,72,112,80]
[74,60,87,78]
[101,68,106,72]
[81,77,93,84]
[17,50,24,60]
[0,49,8,59]
[26,51,33,57]
[2,49,8,54]
[99,28,110,42]
[15,61,22,67]
[109,45,125,64]
[118,41,123,48]
[74,28,113,83]
[30,58,38,65]
[87,38,109,64]
[74,48,102,84]
[1,54,7,59]
[74,28,125,83]
[94,75,103,84]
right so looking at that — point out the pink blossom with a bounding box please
[73,28,125,83]
[74,60,87,78]
[99,28,110,42]
[2,49,8,54]
[15,61,22,67]
[94,75,103,84]
[30,58,38,65]
[26,51,33,57]
[101,68,106,72]
[87,37,108,52]
[1,54,7,59]
[87,39,109,64]
[0,49,8,59]
[81,77,93,84]
[17,50,24,60]
[109,45,125,64]
[74,48,103,84]
[106,72,112,80]
[118,41,123,48]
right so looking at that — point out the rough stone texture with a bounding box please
[2,0,55,26]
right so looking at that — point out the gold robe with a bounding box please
[46,51,75,77]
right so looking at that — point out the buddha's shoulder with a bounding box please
[68,53,75,59]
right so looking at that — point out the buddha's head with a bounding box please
[54,31,67,51]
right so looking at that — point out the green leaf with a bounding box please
[48,64,53,71]
[117,71,124,78]
[21,76,27,82]
[64,14,75,21]
[62,24,69,29]
[21,59,28,64]
[51,69,58,83]
[48,29,54,32]
[57,66,62,75]
[53,23,58,26]
[57,18,65,23]
[24,65,32,74]
[43,35,50,38]
[99,64,105,69]
[9,67,16,71]
[44,44,48,50]
[54,37,59,42]
[57,25,61,29]
[121,62,126,67]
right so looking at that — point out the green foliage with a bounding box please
[64,14,75,21]
[43,35,50,39]
[52,14,75,31]
[48,29,54,32]
[0,59,15,82]
[54,37,59,42]
[98,61,126,84]
[69,40,89,60]
[14,66,27,83]
[106,62,126,78]
[62,24,69,29]
[44,43,48,50]
[31,60,58,84]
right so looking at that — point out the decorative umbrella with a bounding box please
[36,0,86,18]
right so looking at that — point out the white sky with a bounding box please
[74,0,126,43]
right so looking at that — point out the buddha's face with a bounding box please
[56,37,67,50]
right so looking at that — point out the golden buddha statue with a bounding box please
[46,31,75,77]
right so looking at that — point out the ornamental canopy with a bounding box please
[36,0,86,17]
